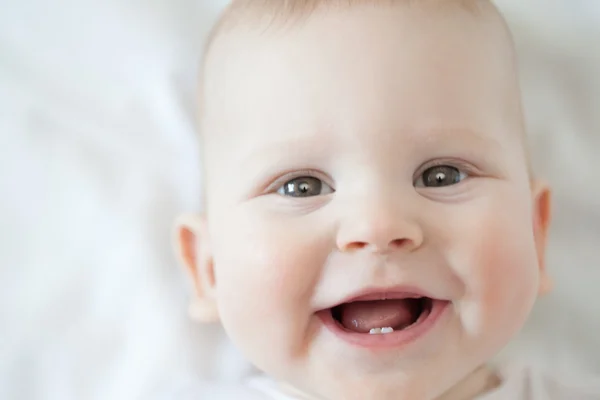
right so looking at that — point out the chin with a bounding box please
[288,357,468,400]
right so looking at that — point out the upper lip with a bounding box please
[326,285,437,310]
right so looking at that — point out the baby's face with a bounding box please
[195,4,550,400]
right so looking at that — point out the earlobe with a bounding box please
[531,181,552,296]
[174,214,220,322]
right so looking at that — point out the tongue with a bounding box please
[338,299,419,333]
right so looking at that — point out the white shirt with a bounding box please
[167,364,600,400]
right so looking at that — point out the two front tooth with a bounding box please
[369,327,394,335]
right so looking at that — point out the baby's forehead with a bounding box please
[202,0,506,65]
[199,0,512,109]
[199,0,526,168]
[205,5,517,115]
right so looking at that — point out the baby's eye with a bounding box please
[277,176,334,197]
[416,165,466,188]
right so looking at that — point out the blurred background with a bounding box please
[1,0,599,399]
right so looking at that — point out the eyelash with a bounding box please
[266,169,334,193]
[414,159,477,180]
[265,159,478,194]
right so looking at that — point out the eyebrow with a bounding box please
[235,127,509,181]
[414,128,506,150]
[238,128,506,161]
[238,135,332,170]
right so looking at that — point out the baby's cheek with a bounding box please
[454,210,539,338]
[210,208,331,369]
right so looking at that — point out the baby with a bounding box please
[174,1,595,399]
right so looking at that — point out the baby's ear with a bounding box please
[531,181,552,296]
[174,214,219,322]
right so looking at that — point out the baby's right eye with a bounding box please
[277,176,334,198]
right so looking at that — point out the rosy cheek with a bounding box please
[450,210,539,337]
[479,234,535,317]
[209,208,331,360]
[217,220,323,299]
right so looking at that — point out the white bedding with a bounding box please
[1,1,599,399]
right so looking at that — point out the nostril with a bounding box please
[390,238,409,248]
[345,241,368,251]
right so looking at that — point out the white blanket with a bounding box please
[1,1,599,399]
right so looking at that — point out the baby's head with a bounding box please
[177,1,552,399]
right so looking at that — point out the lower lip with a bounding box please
[317,300,451,349]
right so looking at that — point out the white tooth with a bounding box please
[369,328,382,335]
[380,327,394,334]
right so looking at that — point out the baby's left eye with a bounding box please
[415,165,467,188]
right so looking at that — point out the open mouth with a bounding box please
[318,293,449,348]
[331,297,433,334]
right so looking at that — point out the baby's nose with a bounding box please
[335,202,424,254]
